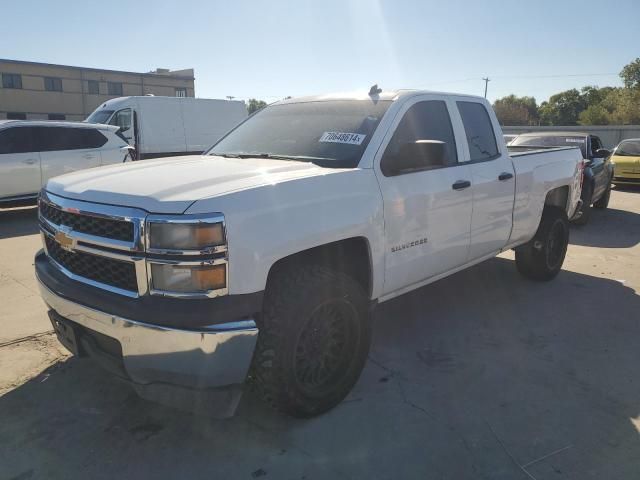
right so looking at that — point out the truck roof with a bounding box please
[276,89,487,105]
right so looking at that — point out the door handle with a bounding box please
[498,172,513,181]
[452,180,471,190]
[22,158,37,165]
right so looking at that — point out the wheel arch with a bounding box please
[265,237,374,299]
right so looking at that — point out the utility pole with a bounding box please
[482,77,490,98]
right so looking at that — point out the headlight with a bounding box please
[151,263,226,293]
[147,219,225,252]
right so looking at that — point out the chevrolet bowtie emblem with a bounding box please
[54,227,75,252]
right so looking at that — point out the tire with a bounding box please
[515,206,570,281]
[572,182,592,225]
[251,264,372,418]
[593,181,611,209]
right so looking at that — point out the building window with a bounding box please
[107,82,123,96]
[87,80,100,94]
[175,87,187,97]
[48,113,66,121]
[44,77,63,92]
[2,73,22,89]
[7,112,27,120]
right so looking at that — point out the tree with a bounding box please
[538,89,586,126]
[578,105,609,125]
[247,98,267,114]
[493,95,538,125]
[620,57,640,89]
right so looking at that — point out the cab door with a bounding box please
[454,99,515,260]
[374,96,473,296]
[0,126,41,199]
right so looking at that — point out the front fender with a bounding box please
[185,169,385,298]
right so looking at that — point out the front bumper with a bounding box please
[37,268,259,417]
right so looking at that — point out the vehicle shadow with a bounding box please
[0,206,39,240]
[1,257,639,479]
[570,207,640,248]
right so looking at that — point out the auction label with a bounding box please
[319,132,366,145]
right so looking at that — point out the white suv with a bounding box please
[0,120,131,207]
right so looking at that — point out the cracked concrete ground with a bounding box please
[1,188,639,480]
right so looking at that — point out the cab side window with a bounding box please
[0,127,37,154]
[590,136,602,156]
[457,101,498,161]
[381,100,458,175]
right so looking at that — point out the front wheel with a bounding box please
[515,206,569,281]
[251,264,372,418]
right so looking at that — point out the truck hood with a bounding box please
[46,155,341,213]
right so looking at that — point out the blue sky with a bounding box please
[2,0,638,103]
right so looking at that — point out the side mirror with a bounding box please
[594,148,611,158]
[118,125,130,134]
[383,140,446,176]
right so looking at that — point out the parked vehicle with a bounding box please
[0,120,131,207]
[509,132,613,224]
[503,134,517,144]
[611,138,640,185]
[36,89,583,418]
[86,96,248,160]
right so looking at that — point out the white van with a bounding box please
[86,96,247,159]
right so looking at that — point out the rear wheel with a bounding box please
[516,206,569,281]
[251,264,371,418]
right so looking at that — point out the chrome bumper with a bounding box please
[38,277,259,416]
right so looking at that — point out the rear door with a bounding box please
[37,127,105,182]
[375,96,473,296]
[454,99,515,260]
[0,126,41,199]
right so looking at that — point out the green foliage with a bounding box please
[493,95,538,125]
[538,89,585,126]
[620,57,640,89]
[496,58,640,126]
[247,98,267,114]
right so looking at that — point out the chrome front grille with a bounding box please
[40,201,134,242]
[44,235,138,292]
[38,190,228,299]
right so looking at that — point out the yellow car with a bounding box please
[612,138,640,185]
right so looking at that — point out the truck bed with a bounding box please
[506,146,583,248]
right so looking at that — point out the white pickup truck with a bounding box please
[36,89,583,418]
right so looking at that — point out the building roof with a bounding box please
[0,58,195,80]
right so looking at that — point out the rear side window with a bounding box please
[457,101,499,161]
[0,127,37,154]
[383,100,458,168]
[36,127,108,151]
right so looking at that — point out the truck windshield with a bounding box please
[510,135,586,157]
[207,100,392,167]
[615,139,640,156]
[86,109,114,124]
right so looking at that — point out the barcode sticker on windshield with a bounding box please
[319,132,366,145]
